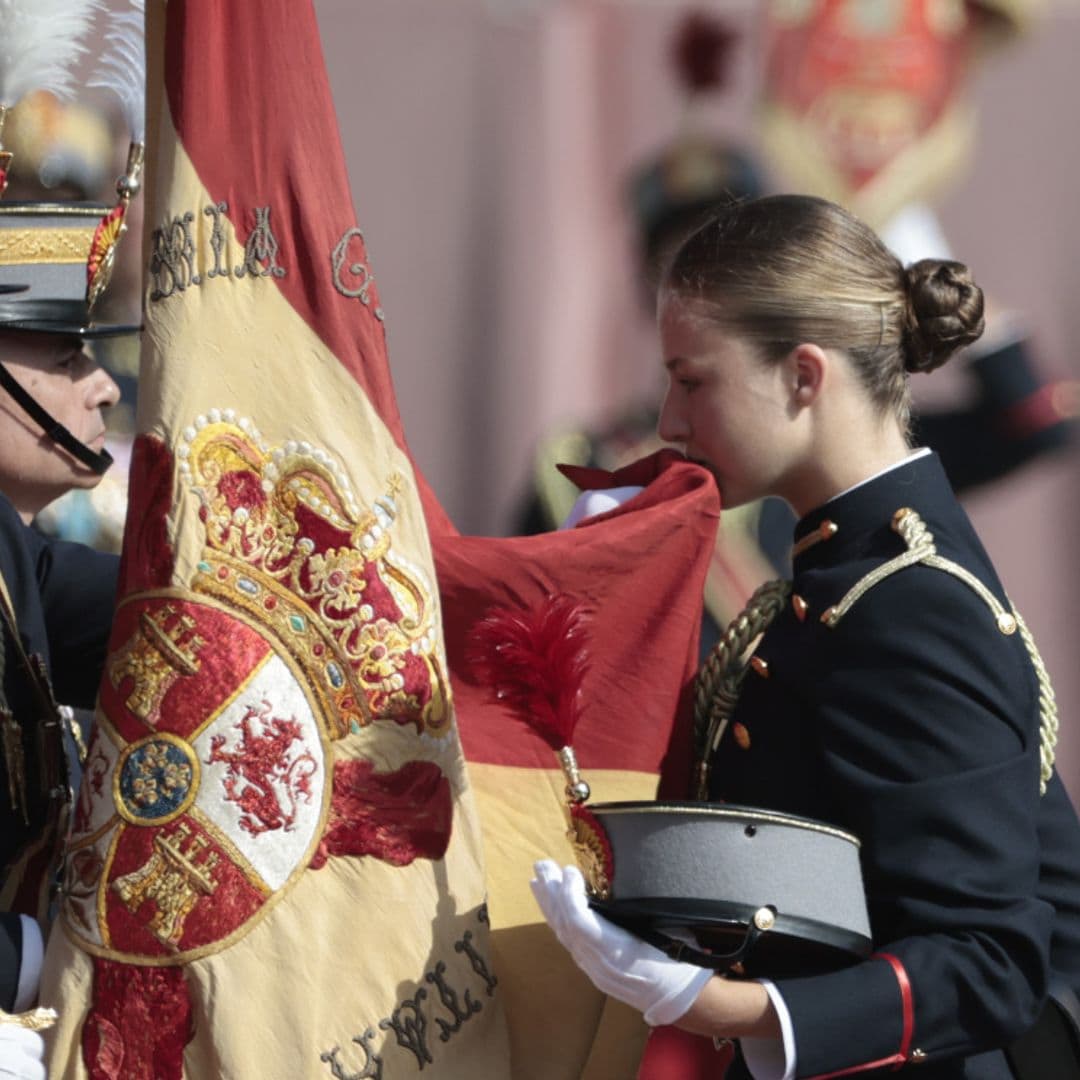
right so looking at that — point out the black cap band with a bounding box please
[0,297,140,339]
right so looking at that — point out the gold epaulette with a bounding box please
[819,508,1058,794]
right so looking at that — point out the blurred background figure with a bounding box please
[758,0,1077,496]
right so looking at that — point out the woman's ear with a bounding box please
[789,343,827,407]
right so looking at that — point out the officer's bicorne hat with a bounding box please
[0,200,139,475]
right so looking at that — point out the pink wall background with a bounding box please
[315,0,1080,796]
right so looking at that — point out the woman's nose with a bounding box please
[657,390,687,445]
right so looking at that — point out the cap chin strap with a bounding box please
[0,362,113,476]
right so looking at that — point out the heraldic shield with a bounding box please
[64,591,331,961]
[61,413,455,965]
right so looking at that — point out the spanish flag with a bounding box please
[42,3,509,1076]
[40,4,721,1078]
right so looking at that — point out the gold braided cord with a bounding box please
[820,548,927,627]
[1014,609,1059,795]
[822,507,1057,797]
[922,555,1015,631]
[692,578,791,799]
[822,509,1016,632]
[821,509,933,628]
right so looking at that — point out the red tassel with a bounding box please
[466,594,591,751]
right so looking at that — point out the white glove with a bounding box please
[560,486,645,530]
[530,860,714,1026]
[0,1025,46,1080]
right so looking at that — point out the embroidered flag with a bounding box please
[434,451,721,1079]
[41,3,510,1077]
[39,4,723,1078]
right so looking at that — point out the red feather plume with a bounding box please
[466,594,592,751]
[672,10,737,95]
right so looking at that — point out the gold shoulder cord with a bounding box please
[1015,609,1059,796]
[692,578,791,799]
[821,508,1058,795]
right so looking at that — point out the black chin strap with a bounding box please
[0,362,113,476]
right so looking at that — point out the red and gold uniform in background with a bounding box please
[760,0,1032,228]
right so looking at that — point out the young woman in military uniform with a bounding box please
[532,194,1080,1078]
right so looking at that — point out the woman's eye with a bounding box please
[678,378,700,392]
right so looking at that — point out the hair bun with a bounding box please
[902,259,985,373]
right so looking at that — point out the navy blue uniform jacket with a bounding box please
[0,493,117,1010]
[709,452,1080,1078]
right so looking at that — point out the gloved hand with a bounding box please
[0,1024,46,1080]
[530,860,714,1026]
[560,486,645,530]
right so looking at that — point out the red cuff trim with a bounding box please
[876,952,914,1067]
[805,1053,906,1079]
[804,953,914,1079]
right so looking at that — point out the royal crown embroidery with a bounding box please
[178,411,451,740]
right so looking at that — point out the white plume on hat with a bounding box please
[88,0,145,144]
[0,0,104,110]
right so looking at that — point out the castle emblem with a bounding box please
[108,605,204,727]
[111,822,220,950]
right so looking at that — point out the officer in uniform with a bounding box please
[0,202,132,1076]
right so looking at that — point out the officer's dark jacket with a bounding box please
[709,452,1080,1078]
[0,492,117,1010]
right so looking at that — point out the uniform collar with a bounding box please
[791,449,951,572]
